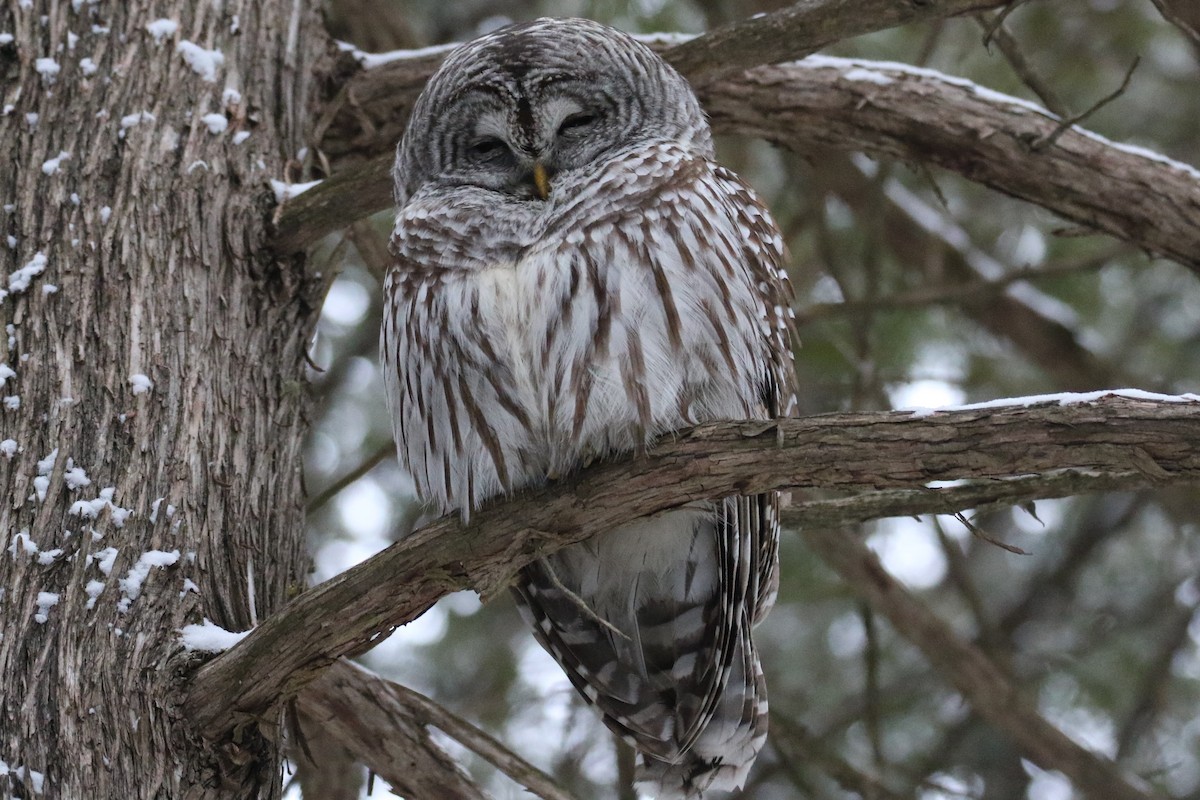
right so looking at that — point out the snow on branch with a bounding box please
[188,393,1200,753]
[698,56,1200,275]
[277,53,1200,273]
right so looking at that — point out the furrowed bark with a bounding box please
[0,1,326,796]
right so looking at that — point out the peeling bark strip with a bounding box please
[188,394,1200,743]
[0,1,325,797]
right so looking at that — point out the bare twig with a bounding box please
[389,678,576,800]
[1033,56,1141,150]
[699,58,1200,277]
[795,250,1118,323]
[188,394,1200,744]
[800,525,1162,800]
[1115,601,1198,759]
[1149,0,1200,50]
[771,714,909,800]
[974,14,1069,116]
[306,442,393,513]
[662,0,1009,82]
[814,154,1118,391]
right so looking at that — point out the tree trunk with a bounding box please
[0,1,325,796]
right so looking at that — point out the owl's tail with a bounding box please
[514,502,772,798]
[634,626,768,799]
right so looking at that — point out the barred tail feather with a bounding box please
[635,626,768,799]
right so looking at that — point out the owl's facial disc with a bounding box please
[454,87,615,201]
[394,18,714,207]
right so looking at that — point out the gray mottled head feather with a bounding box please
[394,17,712,207]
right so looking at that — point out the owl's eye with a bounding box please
[466,137,510,161]
[557,112,599,136]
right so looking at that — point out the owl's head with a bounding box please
[394,18,712,207]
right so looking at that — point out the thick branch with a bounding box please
[381,677,576,800]
[188,393,1200,742]
[281,59,1200,274]
[297,661,483,800]
[661,0,1007,81]
[311,0,1008,170]
[801,525,1160,800]
[699,58,1200,275]
[297,660,573,800]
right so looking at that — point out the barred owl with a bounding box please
[381,18,796,798]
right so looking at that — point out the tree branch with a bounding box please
[381,677,576,800]
[660,0,1008,82]
[1149,0,1200,50]
[297,660,484,800]
[298,660,574,800]
[280,58,1200,276]
[800,524,1161,800]
[188,393,1200,744]
[701,58,1200,276]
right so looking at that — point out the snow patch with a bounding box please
[117,549,180,612]
[199,112,227,134]
[145,18,178,43]
[35,57,61,81]
[8,531,38,557]
[129,373,153,394]
[0,438,17,458]
[119,111,155,134]
[36,548,63,565]
[149,497,176,524]
[36,448,58,475]
[340,40,459,69]
[8,252,47,294]
[231,130,250,145]
[90,546,119,575]
[270,179,322,202]
[842,67,894,85]
[33,592,59,623]
[180,618,252,652]
[64,465,91,490]
[69,487,134,527]
[176,40,225,82]
[0,763,44,794]
[0,364,14,387]
[41,151,70,175]
[903,388,1200,416]
[85,579,106,610]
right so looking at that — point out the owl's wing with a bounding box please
[714,164,797,628]
[515,157,796,782]
[514,501,748,762]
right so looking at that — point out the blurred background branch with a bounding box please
[293,1,1200,797]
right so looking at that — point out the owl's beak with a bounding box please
[531,162,551,200]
